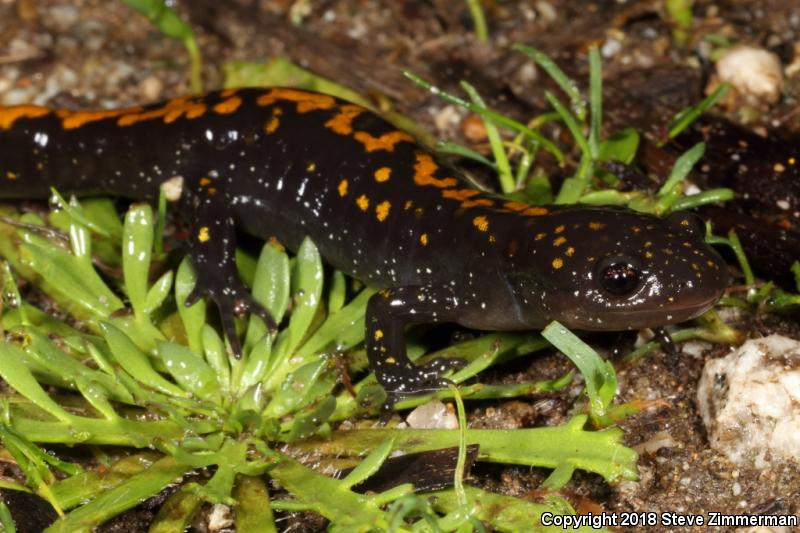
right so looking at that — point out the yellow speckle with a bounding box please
[199,177,211,186]
[338,179,348,197]
[664,248,674,255]
[535,232,546,241]
[668,296,674,302]
[632,226,642,233]
[404,200,413,210]
[645,251,653,258]
[789,157,796,165]
[207,187,218,195]
[414,207,424,218]
[198,226,210,243]
[385,357,397,364]
[6,171,17,180]
[374,329,384,340]
[589,222,605,230]
[682,242,692,248]
[376,200,391,222]
[553,236,566,246]
[356,195,369,211]
[565,246,575,257]
[473,216,489,232]
[488,235,496,244]
[306,162,316,172]
[265,116,280,133]
[554,224,565,233]
[552,258,563,269]
[420,233,428,246]
[374,167,392,182]
[644,241,652,248]
[680,218,690,226]
[774,162,786,173]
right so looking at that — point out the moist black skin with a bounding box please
[0,88,729,405]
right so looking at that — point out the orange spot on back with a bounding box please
[374,167,392,182]
[588,222,605,230]
[117,97,207,127]
[257,88,336,113]
[565,246,575,257]
[503,201,528,212]
[535,232,546,241]
[213,96,242,115]
[0,105,50,130]
[442,188,480,201]
[220,89,238,98]
[375,201,391,222]
[325,104,364,134]
[553,236,566,246]
[58,108,132,129]
[552,258,563,269]
[404,200,413,210]
[413,153,458,188]
[354,130,414,152]
[356,194,369,211]
[554,224,565,233]
[338,179,348,197]
[420,233,429,246]
[473,216,489,232]
[523,206,548,216]
[461,198,494,208]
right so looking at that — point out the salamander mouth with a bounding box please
[558,293,722,331]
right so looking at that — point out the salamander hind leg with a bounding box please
[366,286,466,408]
[180,176,277,357]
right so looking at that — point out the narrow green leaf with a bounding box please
[175,258,206,353]
[144,270,174,315]
[122,204,154,319]
[542,321,616,419]
[598,128,639,164]
[202,325,230,393]
[342,438,394,489]
[657,142,705,196]
[100,321,186,397]
[158,341,221,403]
[46,456,192,533]
[244,243,290,353]
[233,475,276,533]
[0,343,73,422]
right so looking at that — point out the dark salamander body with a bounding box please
[0,88,728,401]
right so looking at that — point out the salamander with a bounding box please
[0,88,729,403]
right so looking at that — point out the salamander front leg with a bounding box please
[181,182,277,357]
[366,285,466,407]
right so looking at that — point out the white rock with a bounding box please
[208,503,233,531]
[715,45,783,104]
[406,400,458,429]
[697,335,800,466]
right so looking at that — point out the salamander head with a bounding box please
[512,208,728,331]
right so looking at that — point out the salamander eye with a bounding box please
[597,256,642,296]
